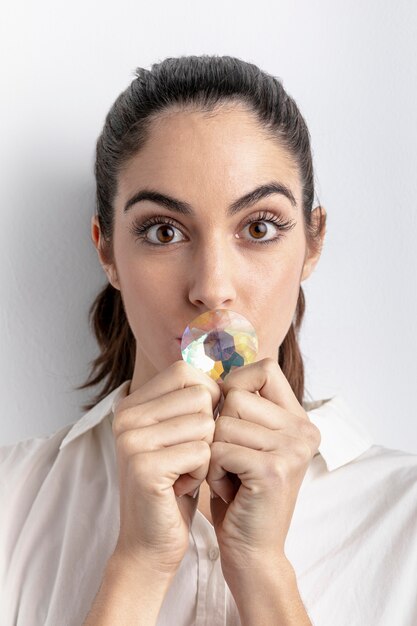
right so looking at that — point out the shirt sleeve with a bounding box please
[0,427,71,598]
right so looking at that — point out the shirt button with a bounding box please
[208,546,219,561]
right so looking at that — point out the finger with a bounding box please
[221,388,291,428]
[208,439,313,506]
[113,384,214,436]
[220,389,319,451]
[133,441,211,494]
[214,414,319,457]
[207,442,269,502]
[213,389,225,419]
[114,360,222,413]
[222,357,304,418]
[117,412,215,455]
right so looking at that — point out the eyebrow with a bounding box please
[123,180,297,216]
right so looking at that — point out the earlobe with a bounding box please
[106,265,120,290]
[301,245,322,282]
[91,215,101,248]
[91,215,120,290]
[301,206,327,283]
[300,258,314,283]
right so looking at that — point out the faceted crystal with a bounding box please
[181,309,258,382]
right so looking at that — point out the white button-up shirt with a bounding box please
[1,380,417,625]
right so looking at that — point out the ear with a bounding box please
[90,214,120,290]
[300,206,327,283]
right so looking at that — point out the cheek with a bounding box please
[116,252,186,343]
[123,263,177,313]
[277,260,303,302]
[272,233,306,300]
[261,267,300,317]
[252,253,304,349]
[254,241,304,302]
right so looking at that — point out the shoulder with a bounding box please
[340,443,417,524]
[0,407,116,496]
[0,379,131,476]
[0,415,115,568]
[0,424,73,470]
[0,424,76,587]
[355,442,417,476]
[0,424,76,523]
[359,443,417,489]
[0,414,118,620]
[353,445,417,566]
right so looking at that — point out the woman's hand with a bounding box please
[206,357,321,577]
[111,360,221,577]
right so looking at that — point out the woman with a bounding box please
[2,55,416,626]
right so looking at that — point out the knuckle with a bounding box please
[173,359,192,382]
[193,440,212,465]
[293,440,313,462]
[267,445,309,482]
[226,387,243,409]
[227,386,240,400]
[116,430,136,456]
[209,440,224,456]
[298,418,312,439]
[311,423,322,447]
[112,413,125,439]
[300,419,321,449]
[262,357,278,374]
[112,404,137,439]
[194,383,213,408]
[201,412,216,437]
[214,414,233,439]
[131,451,153,479]
[298,419,321,448]
[266,456,288,481]
[198,440,212,458]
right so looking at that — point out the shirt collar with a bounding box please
[59,380,131,450]
[304,395,374,471]
[59,381,374,471]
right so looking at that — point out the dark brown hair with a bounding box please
[76,54,326,412]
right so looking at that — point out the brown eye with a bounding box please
[248,221,268,239]
[130,218,186,246]
[155,225,176,243]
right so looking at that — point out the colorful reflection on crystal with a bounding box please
[181,309,258,382]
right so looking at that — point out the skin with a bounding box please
[91,103,326,523]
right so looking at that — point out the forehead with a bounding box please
[117,105,302,210]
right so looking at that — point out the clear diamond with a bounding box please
[181,309,258,382]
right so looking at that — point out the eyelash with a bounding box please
[129,210,296,248]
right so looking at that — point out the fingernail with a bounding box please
[210,488,219,499]
[192,487,200,499]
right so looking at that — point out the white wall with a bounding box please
[1,0,416,453]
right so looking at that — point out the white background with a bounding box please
[1,1,416,453]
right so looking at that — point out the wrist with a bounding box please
[222,559,310,626]
[222,554,297,602]
[82,551,176,626]
[108,549,178,585]
[222,553,295,584]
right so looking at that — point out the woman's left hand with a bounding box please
[206,357,321,576]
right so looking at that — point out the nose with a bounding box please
[187,237,237,310]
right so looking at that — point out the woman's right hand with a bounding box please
[111,360,222,577]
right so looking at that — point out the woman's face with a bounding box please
[92,105,325,391]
